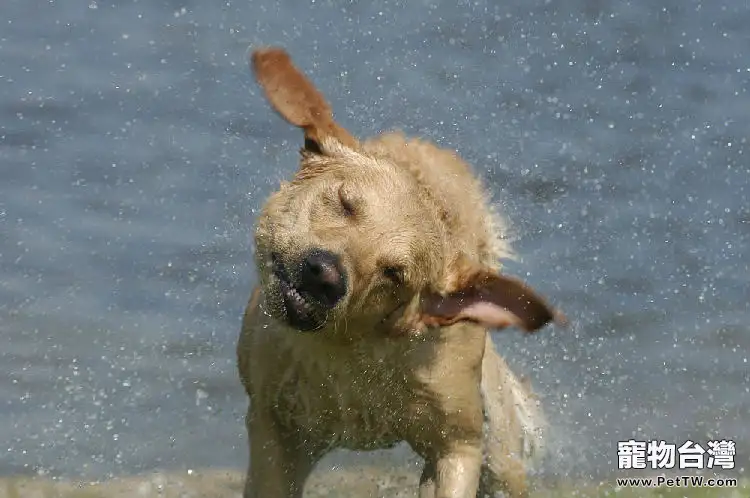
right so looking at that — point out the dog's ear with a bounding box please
[419,267,564,333]
[250,47,358,151]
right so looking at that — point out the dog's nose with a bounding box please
[299,249,347,308]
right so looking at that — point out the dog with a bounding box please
[236,47,564,498]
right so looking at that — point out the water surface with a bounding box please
[1,0,748,481]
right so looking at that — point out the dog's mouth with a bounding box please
[270,254,326,331]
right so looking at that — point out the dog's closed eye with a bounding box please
[337,184,357,217]
[381,264,405,286]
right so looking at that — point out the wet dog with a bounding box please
[237,47,564,498]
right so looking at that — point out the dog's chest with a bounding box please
[272,342,410,451]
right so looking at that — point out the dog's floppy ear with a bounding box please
[250,47,358,150]
[419,267,564,333]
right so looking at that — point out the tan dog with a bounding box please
[237,47,564,498]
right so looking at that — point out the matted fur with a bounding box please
[237,47,563,498]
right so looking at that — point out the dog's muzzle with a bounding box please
[271,249,347,331]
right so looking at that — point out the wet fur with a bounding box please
[237,47,561,498]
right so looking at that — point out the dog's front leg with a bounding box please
[243,406,316,498]
[419,458,437,498]
[420,444,483,498]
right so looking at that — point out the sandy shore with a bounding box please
[1,467,746,498]
[0,466,420,498]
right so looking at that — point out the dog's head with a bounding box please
[250,47,563,337]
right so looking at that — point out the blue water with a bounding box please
[1,0,748,481]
